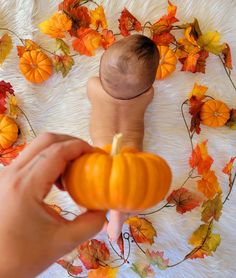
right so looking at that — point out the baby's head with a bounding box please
[99,34,159,99]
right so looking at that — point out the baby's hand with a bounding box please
[0,133,106,278]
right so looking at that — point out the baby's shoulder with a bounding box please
[87,76,102,89]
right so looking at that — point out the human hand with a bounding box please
[0,133,106,278]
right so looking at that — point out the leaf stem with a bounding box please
[181,100,194,151]
[0,27,25,45]
[218,55,236,92]
[17,106,37,138]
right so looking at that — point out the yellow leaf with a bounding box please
[88,267,117,278]
[189,224,210,247]
[6,94,18,119]
[39,12,72,38]
[90,5,108,29]
[188,83,208,100]
[197,31,226,55]
[0,34,13,65]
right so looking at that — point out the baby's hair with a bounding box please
[133,34,159,61]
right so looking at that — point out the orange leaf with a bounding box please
[0,34,13,65]
[57,259,83,275]
[73,28,102,56]
[90,5,108,30]
[126,216,157,244]
[0,144,25,166]
[222,157,236,175]
[151,0,178,35]
[180,53,200,72]
[17,39,41,57]
[39,12,72,38]
[222,43,233,70]
[188,83,208,101]
[118,8,142,37]
[197,170,221,199]
[186,248,208,259]
[152,32,175,46]
[167,188,201,214]
[78,239,110,270]
[88,267,117,278]
[101,29,116,49]
[47,204,62,214]
[189,141,213,174]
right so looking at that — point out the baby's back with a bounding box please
[87,77,154,150]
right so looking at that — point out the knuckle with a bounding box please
[39,132,58,144]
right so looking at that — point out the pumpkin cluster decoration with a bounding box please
[63,134,172,211]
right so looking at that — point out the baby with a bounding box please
[87,34,159,240]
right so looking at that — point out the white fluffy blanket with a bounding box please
[1,0,236,277]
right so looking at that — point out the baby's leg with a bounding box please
[107,211,130,241]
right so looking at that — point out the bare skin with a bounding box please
[87,76,154,150]
[87,34,158,241]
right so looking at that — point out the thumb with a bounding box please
[60,210,106,246]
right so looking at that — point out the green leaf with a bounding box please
[56,38,70,55]
[52,55,74,77]
[131,263,155,278]
[201,194,223,223]
[146,249,169,270]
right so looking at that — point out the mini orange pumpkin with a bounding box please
[63,134,172,212]
[19,50,53,83]
[156,46,177,80]
[0,114,18,149]
[200,99,230,127]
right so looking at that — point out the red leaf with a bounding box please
[195,50,209,73]
[189,97,204,134]
[0,144,25,166]
[57,259,83,275]
[222,43,233,70]
[0,80,15,113]
[189,141,214,174]
[152,32,175,46]
[78,239,110,270]
[167,188,201,214]
[118,8,142,37]
[117,233,124,256]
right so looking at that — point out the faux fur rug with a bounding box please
[1,0,236,277]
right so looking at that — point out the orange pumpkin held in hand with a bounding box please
[156,46,177,80]
[0,114,18,149]
[19,50,53,83]
[63,134,172,212]
[200,99,230,127]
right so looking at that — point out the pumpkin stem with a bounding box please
[111,133,123,156]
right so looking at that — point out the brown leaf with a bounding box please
[201,194,222,223]
[78,239,110,270]
[167,188,201,214]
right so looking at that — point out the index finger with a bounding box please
[21,138,93,200]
